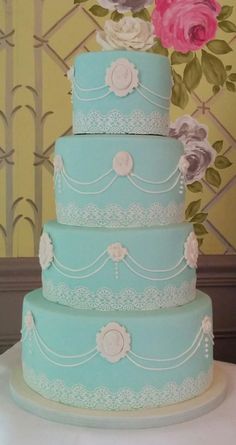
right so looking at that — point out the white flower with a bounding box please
[97,0,152,13]
[53,154,63,174]
[184,232,198,268]
[97,17,154,51]
[178,155,190,176]
[67,66,74,82]
[107,243,128,262]
[39,232,54,270]
[113,151,133,176]
[96,322,131,363]
[105,58,139,97]
[25,311,34,331]
[202,316,213,335]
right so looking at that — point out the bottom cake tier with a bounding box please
[21,289,214,411]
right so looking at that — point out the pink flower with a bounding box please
[152,0,221,53]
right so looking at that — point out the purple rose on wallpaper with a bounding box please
[152,0,221,53]
[98,0,153,13]
[171,115,216,184]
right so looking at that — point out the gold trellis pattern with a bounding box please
[0,0,235,257]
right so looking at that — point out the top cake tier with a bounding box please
[70,51,172,136]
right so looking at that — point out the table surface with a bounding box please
[0,344,236,445]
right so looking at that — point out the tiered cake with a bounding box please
[21,50,214,412]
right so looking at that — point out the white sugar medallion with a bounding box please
[184,232,198,269]
[105,59,139,97]
[39,232,54,270]
[53,154,63,174]
[113,151,133,176]
[96,322,131,363]
[202,316,213,335]
[107,243,128,262]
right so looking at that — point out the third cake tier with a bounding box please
[40,221,198,311]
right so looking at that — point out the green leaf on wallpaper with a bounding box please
[205,167,221,188]
[197,238,204,248]
[89,5,109,17]
[228,73,236,81]
[172,69,182,83]
[171,51,193,65]
[206,39,232,54]
[194,223,208,236]
[171,70,189,108]
[212,85,221,94]
[133,8,150,21]
[111,11,123,21]
[214,155,232,169]
[185,199,201,219]
[187,181,203,193]
[201,50,227,85]
[150,39,168,56]
[219,20,236,32]
[190,213,208,223]
[171,80,189,109]
[212,140,223,153]
[183,55,202,92]
[226,81,236,92]
[74,0,89,3]
[217,5,233,21]
[225,65,232,71]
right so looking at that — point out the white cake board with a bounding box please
[10,363,227,429]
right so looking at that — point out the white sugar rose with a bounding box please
[39,232,54,270]
[97,0,152,13]
[184,232,198,268]
[24,311,34,331]
[202,316,213,335]
[53,154,63,174]
[107,243,128,262]
[97,17,154,51]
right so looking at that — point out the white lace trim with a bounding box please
[43,279,196,311]
[22,363,213,411]
[73,110,169,135]
[56,202,185,228]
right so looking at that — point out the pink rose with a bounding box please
[152,0,221,53]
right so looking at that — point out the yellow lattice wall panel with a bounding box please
[0,0,235,257]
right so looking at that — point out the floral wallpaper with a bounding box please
[0,0,235,257]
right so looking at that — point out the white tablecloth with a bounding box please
[0,343,236,445]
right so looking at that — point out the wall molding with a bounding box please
[0,255,236,360]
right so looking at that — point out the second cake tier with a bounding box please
[40,221,198,311]
[54,135,185,228]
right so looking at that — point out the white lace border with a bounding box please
[56,202,185,228]
[22,363,213,411]
[42,279,196,311]
[73,110,169,136]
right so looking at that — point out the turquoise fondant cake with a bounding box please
[20,44,214,413]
